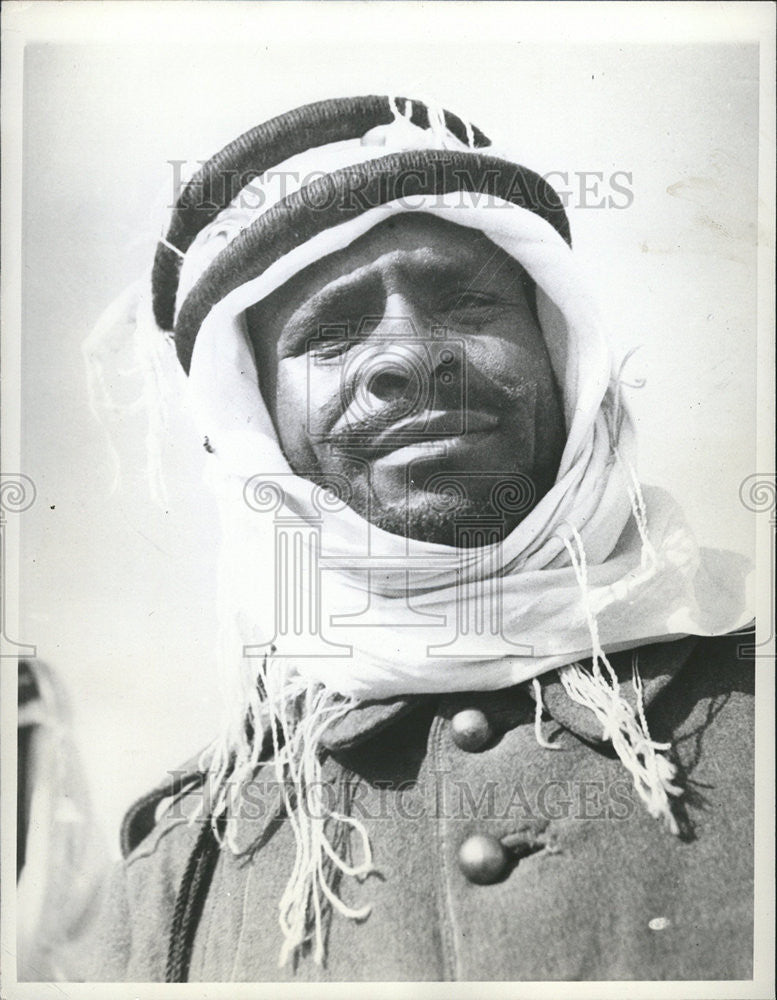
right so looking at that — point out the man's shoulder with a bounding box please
[120,751,210,863]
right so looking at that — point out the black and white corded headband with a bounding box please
[152,94,571,374]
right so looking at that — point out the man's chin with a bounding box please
[370,494,528,547]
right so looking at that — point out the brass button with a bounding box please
[458,833,509,884]
[451,708,492,751]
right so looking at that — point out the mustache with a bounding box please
[325,399,423,442]
[320,393,513,454]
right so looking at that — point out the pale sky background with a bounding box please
[14,17,763,852]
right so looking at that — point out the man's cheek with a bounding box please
[485,360,554,430]
[461,334,529,391]
[271,364,312,469]
[278,365,339,464]
[464,338,536,404]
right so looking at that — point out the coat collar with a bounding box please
[536,636,699,743]
[319,636,700,751]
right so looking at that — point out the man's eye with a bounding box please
[437,291,503,322]
[451,292,498,308]
[309,337,364,361]
[310,340,348,360]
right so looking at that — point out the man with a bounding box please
[88,95,753,982]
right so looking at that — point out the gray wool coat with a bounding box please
[86,633,754,982]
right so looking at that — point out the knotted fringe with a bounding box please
[557,657,682,834]
[543,373,681,834]
[557,519,682,835]
[204,656,374,967]
[607,352,657,568]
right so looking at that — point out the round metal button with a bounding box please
[451,708,492,752]
[458,833,509,884]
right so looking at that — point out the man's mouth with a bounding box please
[328,409,500,460]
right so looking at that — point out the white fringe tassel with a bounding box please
[206,655,374,967]
[558,523,682,835]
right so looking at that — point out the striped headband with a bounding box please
[152,95,572,374]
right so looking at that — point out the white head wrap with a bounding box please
[177,127,750,704]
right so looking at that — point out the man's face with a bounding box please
[247,213,566,546]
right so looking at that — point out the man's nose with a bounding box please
[360,293,458,405]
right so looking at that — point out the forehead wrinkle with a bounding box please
[258,218,523,358]
[286,242,493,325]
